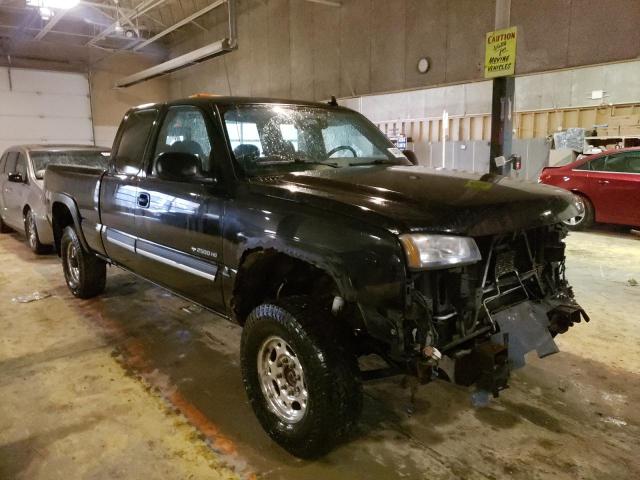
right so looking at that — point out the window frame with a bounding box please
[14,153,28,181]
[4,151,18,175]
[148,105,215,180]
[111,108,159,176]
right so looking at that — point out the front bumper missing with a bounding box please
[444,299,588,396]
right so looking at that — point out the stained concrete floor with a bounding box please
[1,227,639,480]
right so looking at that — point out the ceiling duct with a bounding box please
[115,0,236,88]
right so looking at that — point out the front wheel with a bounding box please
[61,226,106,298]
[240,296,362,458]
[563,194,594,231]
[25,210,50,254]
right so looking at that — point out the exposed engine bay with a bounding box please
[405,224,590,395]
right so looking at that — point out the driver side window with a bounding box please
[152,106,212,176]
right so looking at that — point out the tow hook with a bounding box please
[548,304,590,336]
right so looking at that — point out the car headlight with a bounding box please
[399,234,482,270]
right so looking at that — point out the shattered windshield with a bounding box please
[31,150,111,179]
[222,104,410,177]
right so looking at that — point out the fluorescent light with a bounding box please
[27,0,80,10]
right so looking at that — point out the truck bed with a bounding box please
[44,164,107,255]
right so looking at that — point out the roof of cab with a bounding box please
[129,95,348,112]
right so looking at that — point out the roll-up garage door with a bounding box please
[0,67,94,154]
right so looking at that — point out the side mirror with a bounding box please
[8,172,24,183]
[156,151,202,181]
[403,149,419,165]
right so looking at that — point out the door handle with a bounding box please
[138,192,150,208]
[597,179,610,185]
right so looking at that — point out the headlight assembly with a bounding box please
[399,234,482,270]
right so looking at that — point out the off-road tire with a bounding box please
[61,226,106,298]
[25,209,50,254]
[241,296,362,458]
[564,194,594,231]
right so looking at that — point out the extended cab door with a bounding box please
[134,105,226,313]
[100,108,158,269]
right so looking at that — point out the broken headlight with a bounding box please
[399,234,482,270]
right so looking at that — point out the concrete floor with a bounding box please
[1,228,639,480]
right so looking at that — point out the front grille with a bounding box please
[495,250,516,278]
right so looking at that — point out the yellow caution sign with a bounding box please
[484,26,517,78]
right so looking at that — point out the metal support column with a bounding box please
[489,0,513,175]
[489,76,515,174]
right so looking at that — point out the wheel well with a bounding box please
[232,248,341,325]
[51,202,74,255]
[570,190,591,204]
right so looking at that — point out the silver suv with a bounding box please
[0,145,110,253]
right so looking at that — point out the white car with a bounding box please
[0,145,110,253]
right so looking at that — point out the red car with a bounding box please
[539,147,640,230]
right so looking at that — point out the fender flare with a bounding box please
[235,240,358,302]
[50,193,91,252]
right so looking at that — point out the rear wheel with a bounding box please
[24,210,50,254]
[241,296,362,458]
[61,226,106,298]
[563,194,594,231]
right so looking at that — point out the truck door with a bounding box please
[3,152,29,228]
[0,151,17,226]
[134,105,226,313]
[100,108,158,269]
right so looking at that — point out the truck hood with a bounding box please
[248,166,579,237]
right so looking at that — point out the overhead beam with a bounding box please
[34,10,70,41]
[116,0,237,88]
[86,0,165,46]
[0,23,100,39]
[133,0,226,51]
[303,0,341,6]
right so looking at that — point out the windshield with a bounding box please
[222,104,409,177]
[31,150,110,179]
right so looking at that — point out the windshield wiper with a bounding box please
[290,158,339,168]
[349,159,399,166]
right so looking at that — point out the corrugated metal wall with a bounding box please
[340,60,640,178]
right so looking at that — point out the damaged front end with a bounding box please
[403,224,589,397]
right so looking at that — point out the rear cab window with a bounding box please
[113,109,158,175]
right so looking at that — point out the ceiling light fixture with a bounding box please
[27,0,80,9]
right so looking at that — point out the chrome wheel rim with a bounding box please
[27,213,37,249]
[563,196,585,226]
[257,335,308,423]
[66,241,80,287]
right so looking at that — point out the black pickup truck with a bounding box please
[45,96,588,458]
